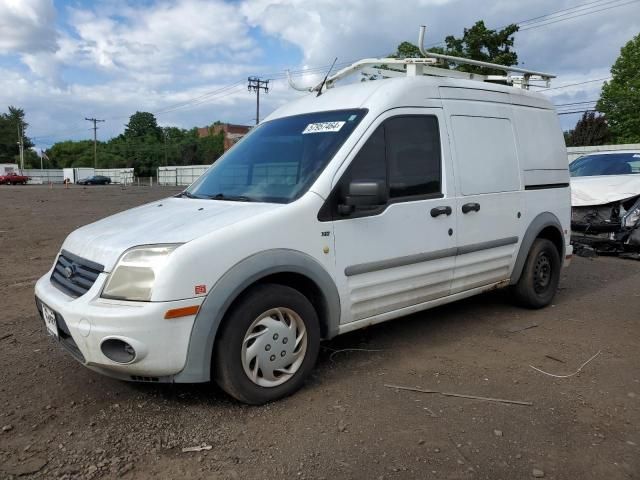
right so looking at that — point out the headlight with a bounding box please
[622,199,640,228]
[102,245,180,301]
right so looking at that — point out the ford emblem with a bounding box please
[63,265,75,279]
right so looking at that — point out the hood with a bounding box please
[62,197,282,270]
[571,175,640,207]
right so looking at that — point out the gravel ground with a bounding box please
[1,185,639,480]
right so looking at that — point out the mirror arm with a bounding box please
[337,204,355,216]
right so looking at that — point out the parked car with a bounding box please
[35,52,572,405]
[77,175,112,185]
[570,151,640,254]
[1,172,30,185]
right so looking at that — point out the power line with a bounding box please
[554,99,599,107]
[519,0,639,31]
[151,82,245,116]
[515,0,615,26]
[423,0,634,48]
[31,126,92,141]
[539,77,611,91]
[558,109,598,115]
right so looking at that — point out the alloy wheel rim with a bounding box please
[241,307,307,388]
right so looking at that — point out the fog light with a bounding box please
[101,338,136,364]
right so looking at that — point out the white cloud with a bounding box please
[0,0,57,54]
[1,0,639,143]
[66,0,252,73]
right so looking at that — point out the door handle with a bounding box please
[462,202,481,214]
[430,206,452,218]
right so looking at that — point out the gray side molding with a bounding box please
[510,212,565,285]
[173,249,340,383]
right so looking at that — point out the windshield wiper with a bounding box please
[176,191,201,199]
[207,193,254,202]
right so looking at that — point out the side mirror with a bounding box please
[338,180,387,215]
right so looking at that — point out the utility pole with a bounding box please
[163,129,168,166]
[247,77,269,125]
[85,117,105,169]
[17,122,24,173]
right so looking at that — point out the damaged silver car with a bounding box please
[570,151,640,255]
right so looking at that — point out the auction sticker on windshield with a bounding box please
[302,121,345,134]
[42,304,59,338]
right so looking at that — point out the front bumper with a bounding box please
[34,271,203,381]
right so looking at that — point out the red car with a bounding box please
[1,173,30,185]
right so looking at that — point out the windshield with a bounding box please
[186,109,367,203]
[570,153,640,177]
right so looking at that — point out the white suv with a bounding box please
[35,69,572,404]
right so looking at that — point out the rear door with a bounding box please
[325,108,458,324]
[445,103,523,293]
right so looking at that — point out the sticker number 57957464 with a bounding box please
[302,121,345,134]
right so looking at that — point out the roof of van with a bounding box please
[265,75,554,122]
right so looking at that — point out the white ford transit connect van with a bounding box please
[34,39,572,404]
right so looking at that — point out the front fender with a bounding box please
[173,249,340,383]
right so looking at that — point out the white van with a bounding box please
[34,39,572,404]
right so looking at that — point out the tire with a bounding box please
[512,238,561,309]
[214,283,320,405]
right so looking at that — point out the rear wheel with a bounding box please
[513,238,561,309]
[214,283,320,404]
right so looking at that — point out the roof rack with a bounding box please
[288,26,555,93]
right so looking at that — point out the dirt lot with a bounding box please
[0,185,639,480]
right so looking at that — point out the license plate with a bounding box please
[42,304,59,338]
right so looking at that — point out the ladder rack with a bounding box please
[288,26,555,93]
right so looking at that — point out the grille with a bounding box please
[130,375,160,382]
[51,250,104,298]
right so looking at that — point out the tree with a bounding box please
[44,117,230,175]
[392,21,519,76]
[46,140,96,168]
[123,111,162,140]
[564,112,611,147]
[597,33,640,143]
[0,106,34,163]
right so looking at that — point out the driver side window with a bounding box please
[320,114,442,221]
[339,125,386,197]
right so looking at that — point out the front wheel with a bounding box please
[512,238,561,309]
[214,284,320,404]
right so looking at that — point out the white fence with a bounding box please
[24,169,65,184]
[29,144,640,186]
[96,168,135,185]
[157,165,210,186]
[567,143,640,163]
[23,167,134,184]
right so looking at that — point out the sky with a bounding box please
[0,0,638,152]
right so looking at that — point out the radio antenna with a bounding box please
[317,57,338,97]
